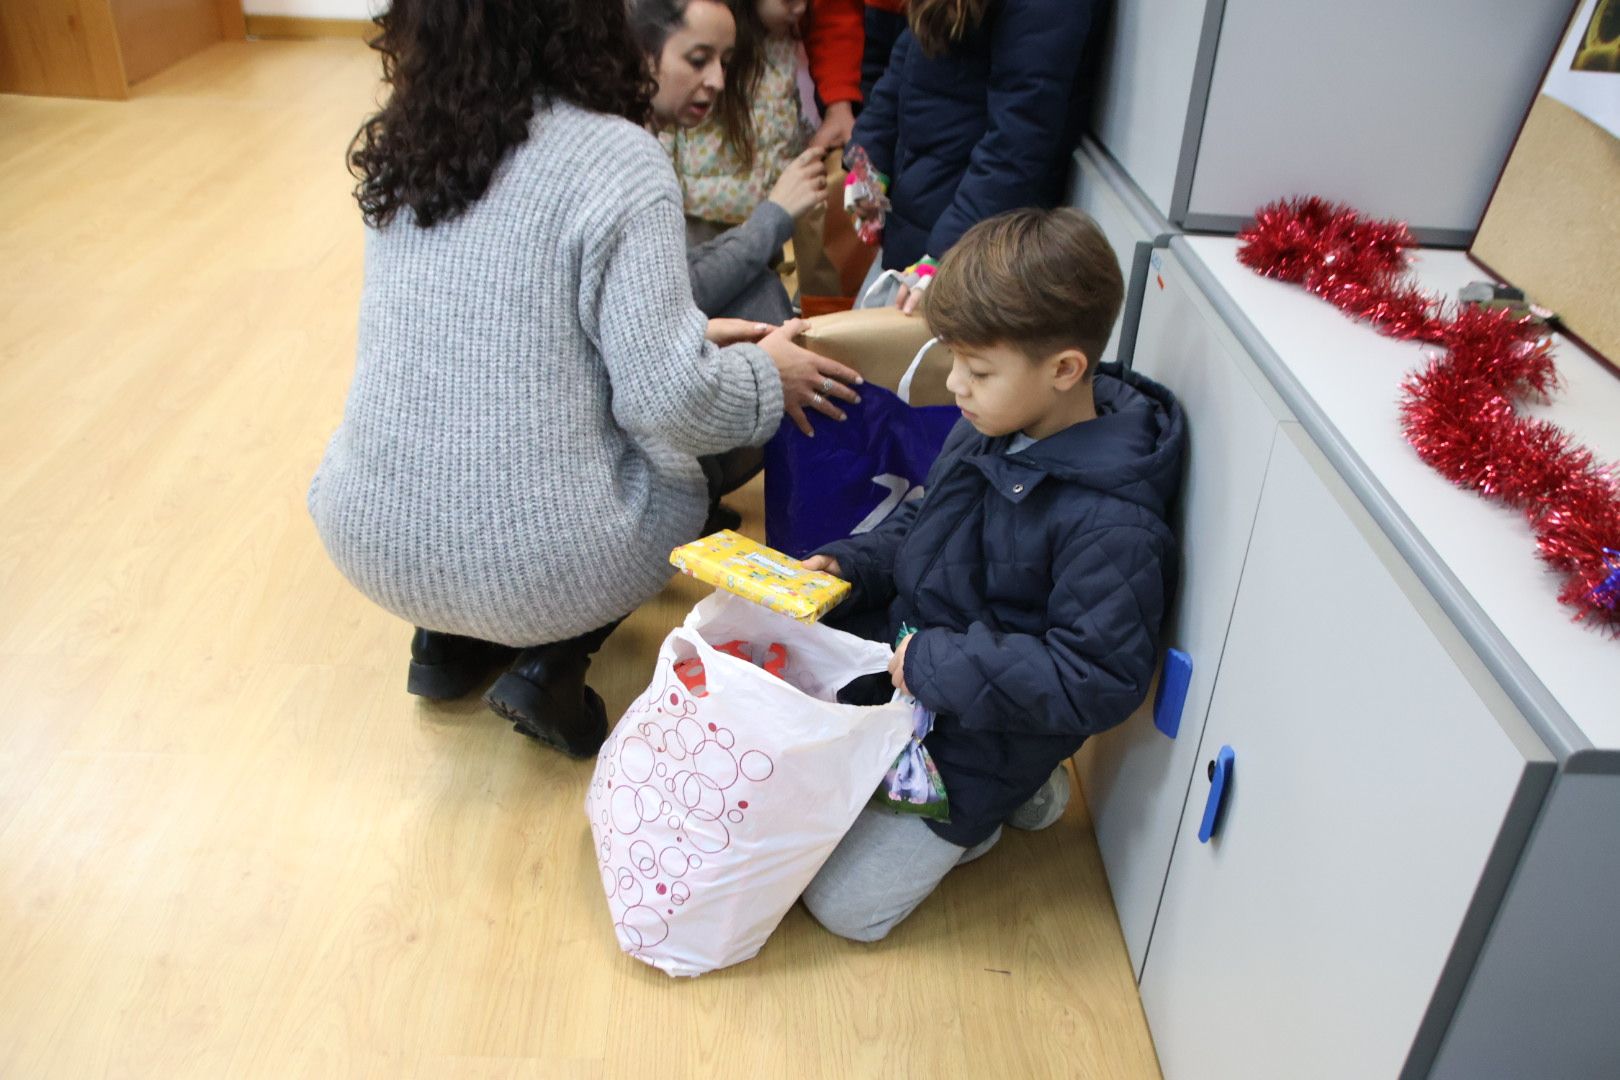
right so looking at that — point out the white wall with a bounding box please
[244,0,377,19]
[1087,0,1210,220]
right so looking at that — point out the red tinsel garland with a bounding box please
[1237,196,1620,634]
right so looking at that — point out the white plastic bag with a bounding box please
[585,592,913,977]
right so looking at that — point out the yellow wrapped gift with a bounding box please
[670,531,851,623]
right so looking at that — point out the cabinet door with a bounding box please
[1139,425,1549,1080]
[1186,0,1564,239]
[1077,249,1285,977]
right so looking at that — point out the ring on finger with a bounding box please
[812,392,823,405]
[819,378,834,394]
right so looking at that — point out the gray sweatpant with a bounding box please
[801,806,1001,942]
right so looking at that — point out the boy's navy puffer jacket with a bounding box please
[818,369,1185,846]
[849,0,1099,270]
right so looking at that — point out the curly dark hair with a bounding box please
[349,0,655,229]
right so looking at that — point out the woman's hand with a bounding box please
[799,554,842,577]
[767,148,831,221]
[809,102,856,149]
[706,318,773,346]
[757,318,864,436]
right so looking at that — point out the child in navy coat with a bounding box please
[849,0,1101,276]
[800,208,1185,941]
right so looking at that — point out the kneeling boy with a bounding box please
[800,207,1187,942]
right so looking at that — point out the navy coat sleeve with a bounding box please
[849,32,910,181]
[926,0,1095,258]
[903,520,1168,737]
[812,495,919,613]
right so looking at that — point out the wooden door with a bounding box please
[0,0,241,99]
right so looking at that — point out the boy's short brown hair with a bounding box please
[924,208,1125,371]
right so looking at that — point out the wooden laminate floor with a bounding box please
[0,41,1161,1079]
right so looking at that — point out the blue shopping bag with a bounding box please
[764,338,960,558]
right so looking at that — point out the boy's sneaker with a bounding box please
[1008,766,1071,831]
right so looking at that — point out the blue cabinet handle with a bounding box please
[1153,648,1193,739]
[1198,745,1235,844]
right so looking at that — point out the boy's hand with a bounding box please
[888,634,912,695]
[894,284,924,317]
[799,554,842,578]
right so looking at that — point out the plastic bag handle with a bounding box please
[860,268,904,308]
[667,624,727,664]
[897,336,942,406]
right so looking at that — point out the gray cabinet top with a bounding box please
[1175,235,1620,763]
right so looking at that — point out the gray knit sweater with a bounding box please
[309,102,785,646]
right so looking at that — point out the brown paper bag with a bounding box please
[793,194,840,300]
[795,307,955,407]
[793,150,878,303]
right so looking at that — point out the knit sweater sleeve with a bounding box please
[580,189,785,455]
[685,200,795,317]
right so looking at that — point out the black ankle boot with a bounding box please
[703,501,743,535]
[406,628,519,700]
[484,649,609,759]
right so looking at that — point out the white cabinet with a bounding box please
[1429,774,1620,1078]
[1076,247,1286,976]
[1088,0,1566,242]
[1139,426,1553,1080]
[1070,210,1620,1079]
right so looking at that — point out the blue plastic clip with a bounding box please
[1197,745,1235,844]
[1153,648,1193,739]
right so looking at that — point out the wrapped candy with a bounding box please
[842,145,890,247]
[873,697,950,821]
[872,624,949,820]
